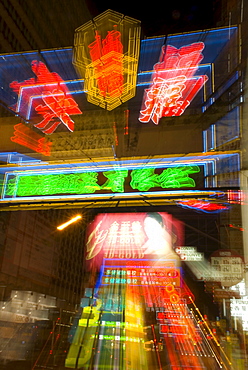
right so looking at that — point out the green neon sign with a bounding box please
[5,165,200,198]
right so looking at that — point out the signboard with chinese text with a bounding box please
[85,212,184,267]
[210,249,244,287]
[9,60,82,134]
[73,10,141,110]
[139,42,208,124]
[101,258,181,287]
[3,165,203,200]
[175,246,204,261]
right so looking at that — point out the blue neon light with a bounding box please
[0,189,225,202]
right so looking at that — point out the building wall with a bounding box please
[0,0,92,52]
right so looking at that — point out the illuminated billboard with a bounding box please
[3,165,203,200]
[85,212,184,261]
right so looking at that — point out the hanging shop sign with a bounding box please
[210,249,244,287]
[139,42,208,124]
[73,9,141,110]
[3,165,202,199]
[175,246,204,261]
[9,60,82,134]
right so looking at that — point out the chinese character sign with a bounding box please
[85,212,184,262]
[73,10,141,110]
[9,60,82,134]
[4,165,201,199]
[210,249,244,287]
[139,42,208,124]
[88,28,124,98]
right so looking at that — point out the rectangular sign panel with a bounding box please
[2,165,203,200]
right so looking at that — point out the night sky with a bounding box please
[86,0,218,37]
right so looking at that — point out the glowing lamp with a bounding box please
[139,42,208,124]
[73,10,141,110]
[9,60,82,134]
[57,215,82,230]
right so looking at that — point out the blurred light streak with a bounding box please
[11,123,52,156]
[189,297,232,369]
[177,199,229,213]
[57,214,82,230]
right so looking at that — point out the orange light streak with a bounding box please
[57,215,82,230]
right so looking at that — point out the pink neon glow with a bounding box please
[139,42,208,124]
[11,123,52,156]
[88,28,124,97]
[9,61,82,134]
[85,212,184,264]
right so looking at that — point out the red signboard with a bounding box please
[85,212,184,263]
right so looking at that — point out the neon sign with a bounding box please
[73,10,141,110]
[177,199,229,213]
[11,123,52,156]
[130,166,200,191]
[88,28,124,98]
[4,165,201,198]
[139,42,208,124]
[9,60,82,134]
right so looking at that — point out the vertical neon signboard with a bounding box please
[73,9,141,110]
[9,60,82,134]
[139,42,208,124]
[88,27,124,98]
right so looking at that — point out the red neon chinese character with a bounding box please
[88,28,124,98]
[139,42,208,124]
[9,61,82,134]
